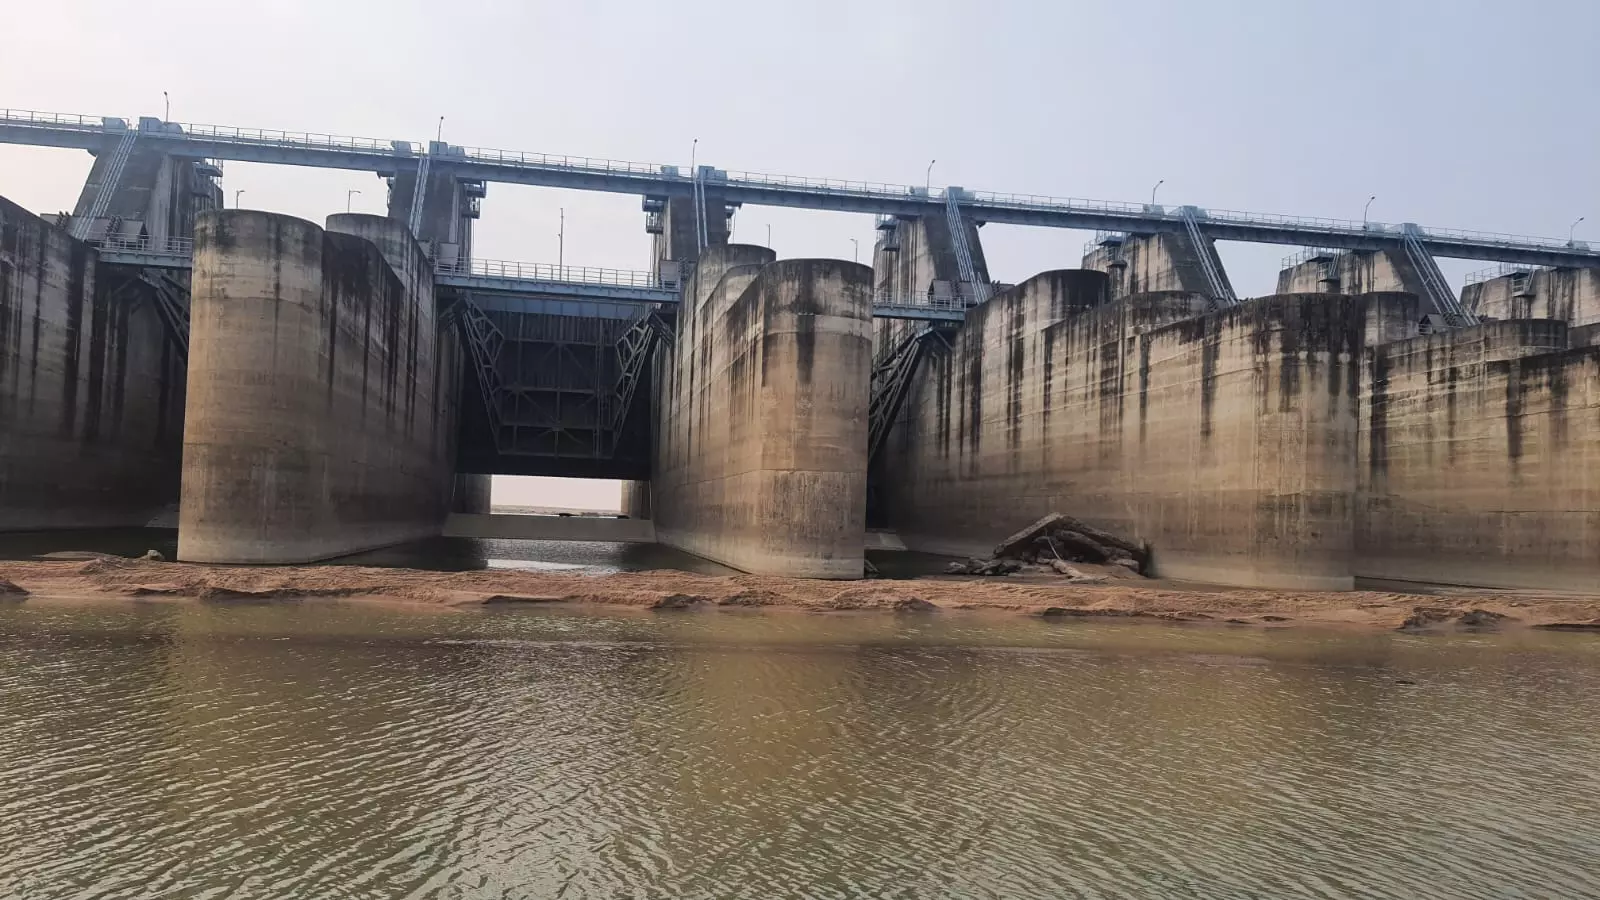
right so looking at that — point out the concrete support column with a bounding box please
[178,210,450,563]
[451,474,493,514]
[652,245,873,577]
[1276,249,1426,298]
[1082,231,1235,300]
[872,212,989,303]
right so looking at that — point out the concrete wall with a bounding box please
[0,196,186,529]
[876,272,1394,590]
[1277,250,1427,298]
[1463,267,1600,327]
[873,213,990,302]
[1083,231,1235,300]
[1359,320,1600,590]
[651,244,872,577]
[178,210,453,563]
[70,139,222,244]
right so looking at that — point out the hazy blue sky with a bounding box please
[3,0,1595,505]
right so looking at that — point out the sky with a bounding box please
[3,0,1596,507]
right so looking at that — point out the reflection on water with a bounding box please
[0,528,736,576]
[2,603,1599,899]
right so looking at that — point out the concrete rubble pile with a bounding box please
[945,513,1150,581]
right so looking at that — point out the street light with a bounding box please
[1151,179,1164,206]
[1570,216,1586,246]
[691,138,698,172]
[851,238,859,263]
[1364,195,1377,227]
[163,91,169,122]
[436,116,444,143]
[234,189,245,208]
[926,159,936,194]
[346,189,361,213]
[766,224,772,248]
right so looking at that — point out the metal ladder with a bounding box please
[72,128,139,239]
[944,190,989,305]
[407,151,432,239]
[1180,207,1237,306]
[1401,229,1475,325]
[136,269,190,357]
[868,325,947,465]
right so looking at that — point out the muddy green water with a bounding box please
[3,602,1598,899]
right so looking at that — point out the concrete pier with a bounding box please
[178,210,454,563]
[875,272,1380,590]
[1083,231,1235,300]
[0,196,185,529]
[1462,267,1600,326]
[1359,319,1600,590]
[1277,249,1427,297]
[650,245,873,577]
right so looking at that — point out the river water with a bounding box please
[3,602,1599,899]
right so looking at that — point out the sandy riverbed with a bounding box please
[3,556,1599,633]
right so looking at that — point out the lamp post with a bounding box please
[1364,195,1377,227]
[1151,179,1164,206]
[851,238,859,263]
[436,116,444,143]
[766,224,772,248]
[1570,216,1587,247]
[691,138,698,173]
[926,159,936,195]
[346,189,360,213]
[234,189,245,208]
[163,91,169,122]
[558,208,565,270]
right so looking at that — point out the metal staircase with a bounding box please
[1180,206,1237,306]
[1402,227,1476,325]
[944,190,989,305]
[869,325,948,465]
[407,151,431,239]
[136,269,190,357]
[71,128,138,239]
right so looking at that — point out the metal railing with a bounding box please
[435,259,664,288]
[0,108,113,130]
[1465,262,1539,285]
[872,293,968,312]
[455,145,673,178]
[93,236,194,258]
[1281,247,1345,269]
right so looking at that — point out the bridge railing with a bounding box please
[722,169,936,201]
[435,259,665,288]
[871,293,968,312]
[174,122,400,154]
[1464,262,1539,285]
[0,108,110,130]
[454,145,673,178]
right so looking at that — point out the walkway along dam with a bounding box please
[1,109,1596,589]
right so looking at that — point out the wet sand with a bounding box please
[2,556,1598,633]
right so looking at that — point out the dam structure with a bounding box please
[1,106,1597,587]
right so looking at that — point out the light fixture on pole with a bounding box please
[346,189,361,213]
[234,189,245,208]
[691,138,698,172]
[851,238,859,263]
[1570,216,1586,246]
[163,91,169,122]
[1151,179,1164,206]
[766,224,772,248]
[1364,195,1377,227]
[926,159,936,195]
[436,117,444,143]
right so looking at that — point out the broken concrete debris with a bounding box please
[945,513,1150,580]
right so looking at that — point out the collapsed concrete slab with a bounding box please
[650,245,873,578]
[178,210,455,563]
